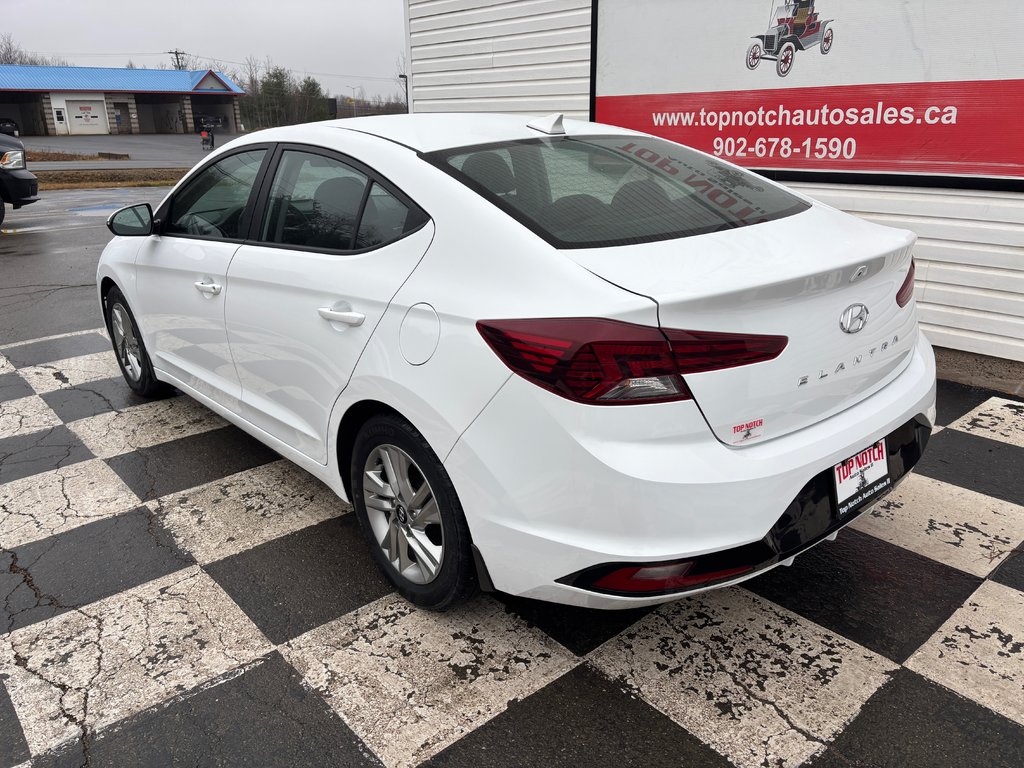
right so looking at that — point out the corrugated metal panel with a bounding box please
[793,183,1024,362]
[0,65,244,94]
[408,0,591,118]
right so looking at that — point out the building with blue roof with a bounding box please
[0,64,245,136]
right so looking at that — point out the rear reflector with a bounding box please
[477,318,787,405]
[575,559,754,595]
[896,258,916,308]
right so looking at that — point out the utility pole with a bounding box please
[167,49,187,70]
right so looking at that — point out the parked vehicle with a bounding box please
[747,0,834,77]
[0,118,19,137]
[0,132,39,227]
[98,114,935,610]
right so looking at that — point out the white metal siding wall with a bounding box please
[792,183,1024,363]
[407,0,592,118]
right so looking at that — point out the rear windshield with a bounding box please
[424,135,810,248]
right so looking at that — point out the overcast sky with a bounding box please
[5,0,407,99]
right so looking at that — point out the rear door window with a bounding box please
[426,136,810,248]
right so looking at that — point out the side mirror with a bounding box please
[107,203,153,236]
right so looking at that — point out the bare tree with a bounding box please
[0,33,69,66]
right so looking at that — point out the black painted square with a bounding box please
[41,375,178,424]
[105,426,278,501]
[0,424,93,484]
[31,652,383,768]
[497,594,653,656]
[205,516,392,645]
[2,333,110,368]
[913,428,1024,505]
[744,527,981,663]
[0,678,30,768]
[991,547,1024,593]
[424,664,732,768]
[809,668,1024,768]
[934,380,1009,428]
[1,507,194,633]
[0,372,34,404]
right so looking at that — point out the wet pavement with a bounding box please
[0,190,1023,767]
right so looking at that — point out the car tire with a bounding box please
[0,202,5,228]
[351,414,478,610]
[776,41,797,77]
[104,286,169,397]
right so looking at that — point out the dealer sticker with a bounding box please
[731,418,764,443]
[834,439,891,516]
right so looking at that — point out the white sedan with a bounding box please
[98,113,936,609]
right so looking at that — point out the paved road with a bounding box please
[0,190,1022,767]
[0,187,169,344]
[23,134,236,171]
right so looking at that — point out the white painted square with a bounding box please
[152,460,346,564]
[852,474,1024,576]
[907,581,1024,727]
[0,395,62,438]
[66,397,226,458]
[0,459,142,549]
[589,588,897,768]
[948,397,1024,448]
[0,567,272,757]
[20,352,123,395]
[283,594,578,768]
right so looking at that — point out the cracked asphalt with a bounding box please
[0,189,1022,767]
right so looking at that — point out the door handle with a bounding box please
[194,281,222,296]
[318,307,365,327]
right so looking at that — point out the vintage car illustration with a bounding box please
[746,1,834,77]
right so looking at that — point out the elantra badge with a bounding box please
[839,303,869,334]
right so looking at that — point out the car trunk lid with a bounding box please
[564,203,918,445]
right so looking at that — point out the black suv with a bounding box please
[0,132,39,227]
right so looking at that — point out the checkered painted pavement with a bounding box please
[1,329,1022,767]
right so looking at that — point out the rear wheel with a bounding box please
[104,286,168,397]
[821,27,834,54]
[351,414,477,610]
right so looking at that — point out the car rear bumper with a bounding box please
[445,333,936,609]
[0,169,40,208]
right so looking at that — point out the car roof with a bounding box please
[247,113,639,154]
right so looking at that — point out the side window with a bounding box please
[166,150,266,239]
[261,151,368,250]
[355,182,425,249]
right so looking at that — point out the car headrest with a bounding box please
[461,152,516,196]
[611,179,670,216]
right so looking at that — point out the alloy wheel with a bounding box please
[362,443,444,584]
[110,302,143,382]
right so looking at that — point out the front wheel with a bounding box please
[0,202,5,228]
[746,42,763,70]
[351,414,477,610]
[104,286,168,397]
[821,27,834,54]
[777,41,797,77]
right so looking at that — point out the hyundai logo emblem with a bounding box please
[839,304,870,334]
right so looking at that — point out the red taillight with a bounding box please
[896,258,916,308]
[476,318,787,405]
[591,561,754,593]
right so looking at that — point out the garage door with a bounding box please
[66,100,108,135]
